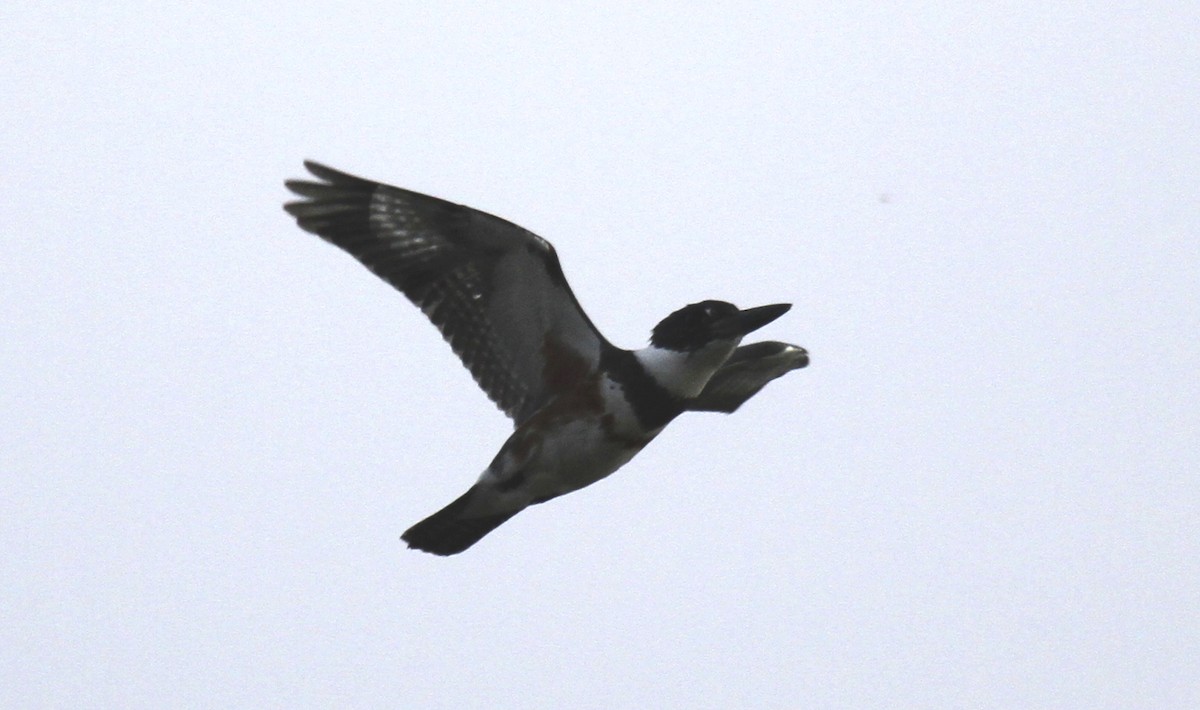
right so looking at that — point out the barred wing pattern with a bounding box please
[284,162,608,425]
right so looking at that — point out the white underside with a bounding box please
[472,374,656,512]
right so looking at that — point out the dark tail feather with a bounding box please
[402,486,520,556]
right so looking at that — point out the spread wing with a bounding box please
[687,341,808,413]
[283,161,610,425]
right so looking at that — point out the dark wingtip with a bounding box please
[299,160,378,187]
[282,161,380,228]
[301,160,337,181]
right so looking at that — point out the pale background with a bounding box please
[3,3,1197,708]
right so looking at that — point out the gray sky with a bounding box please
[3,3,1197,708]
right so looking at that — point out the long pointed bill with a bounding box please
[713,303,791,338]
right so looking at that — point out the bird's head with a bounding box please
[638,300,791,398]
[651,301,791,352]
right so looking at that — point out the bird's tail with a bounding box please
[402,485,520,556]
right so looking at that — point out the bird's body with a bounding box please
[284,162,808,555]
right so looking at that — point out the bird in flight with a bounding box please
[284,162,808,555]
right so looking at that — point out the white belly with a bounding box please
[479,375,661,505]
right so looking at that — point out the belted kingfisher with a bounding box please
[284,162,808,555]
